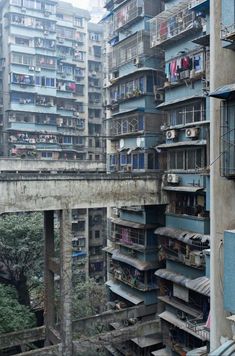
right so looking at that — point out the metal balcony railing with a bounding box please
[221,23,235,42]
[113,0,144,32]
[150,0,202,48]
[186,317,210,341]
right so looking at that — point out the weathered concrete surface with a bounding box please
[0,326,45,350]
[0,158,105,172]
[13,345,61,356]
[0,173,164,214]
[73,320,161,353]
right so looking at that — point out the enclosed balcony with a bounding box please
[111,258,158,291]
[150,0,203,48]
[108,31,160,71]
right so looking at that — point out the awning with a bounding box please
[163,185,204,193]
[106,280,144,305]
[159,311,208,341]
[112,107,145,116]
[154,226,210,246]
[210,84,235,99]
[102,246,117,254]
[155,269,210,296]
[186,346,207,356]
[72,251,86,257]
[152,348,171,356]
[112,250,158,271]
[156,140,206,149]
[157,95,204,109]
[110,217,156,229]
[209,340,235,356]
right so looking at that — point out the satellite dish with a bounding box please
[120,139,124,148]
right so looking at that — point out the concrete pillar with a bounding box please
[44,210,55,346]
[60,209,72,356]
[210,0,235,349]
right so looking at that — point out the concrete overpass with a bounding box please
[0,159,164,214]
[0,159,165,356]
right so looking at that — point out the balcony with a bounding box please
[166,213,210,235]
[112,262,157,291]
[188,0,209,12]
[113,0,144,32]
[109,218,146,248]
[221,23,235,42]
[150,1,202,49]
[108,31,160,71]
[186,317,210,341]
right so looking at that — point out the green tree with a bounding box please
[0,284,36,333]
[0,213,44,306]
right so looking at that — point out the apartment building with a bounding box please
[103,0,169,354]
[0,0,104,161]
[150,0,211,354]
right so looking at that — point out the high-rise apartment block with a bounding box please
[0,0,104,162]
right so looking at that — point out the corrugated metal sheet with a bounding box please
[157,95,204,109]
[186,346,207,355]
[102,246,117,254]
[155,269,210,296]
[113,251,158,271]
[210,83,235,99]
[209,340,235,355]
[154,227,210,246]
[105,280,144,305]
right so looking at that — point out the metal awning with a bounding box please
[112,251,158,271]
[159,311,208,341]
[106,280,144,305]
[209,340,235,356]
[155,269,210,296]
[187,346,207,356]
[156,140,206,149]
[163,186,204,193]
[152,349,170,356]
[157,95,204,109]
[154,226,210,246]
[112,107,145,117]
[102,246,117,254]
[210,84,235,99]
[110,217,156,229]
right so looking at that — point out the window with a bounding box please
[36,56,56,68]
[133,152,144,170]
[95,230,100,239]
[168,148,205,170]
[41,152,52,158]
[74,17,83,27]
[63,136,72,144]
[12,53,34,66]
[169,101,205,126]
[95,154,100,160]
[168,150,184,170]
[186,148,204,170]
[10,0,22,5]
[15,37,30,46]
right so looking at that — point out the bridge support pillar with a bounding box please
[60,209,73,356]
[44,210,55,346]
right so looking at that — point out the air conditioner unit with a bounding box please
[189,251,203,267]
[155,92,164,102]
[185,127,199,138]
[21,7,26,12]
[112,208,119,216]
[133,57,141,66]
[166,129,177,140]
[167,173,179,184]
[44,11,50,17]
[74,112,80,117]
[35,67,41,72]
[58,38,64,43]
[44,30,49,36]
[28,66,35,71]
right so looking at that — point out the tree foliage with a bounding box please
[0,284,36,333]
[0,213,44,305]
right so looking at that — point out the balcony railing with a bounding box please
[113,268,157,291]
[108,31,157,71]
[113,0,144,32]
[150,0,202,48]
[186,317,210,341]
[221,23,235,42]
